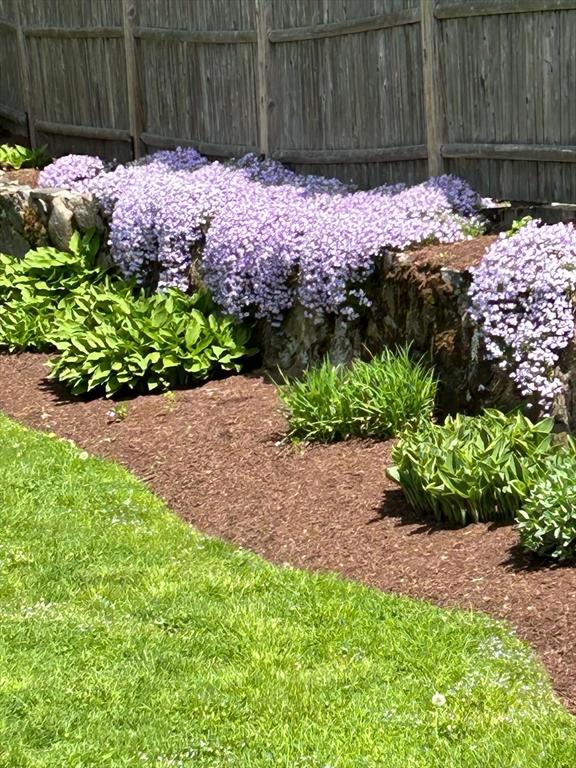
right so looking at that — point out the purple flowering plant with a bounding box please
[469,221,576,412]
[38,154,106,191]
[38,149,484,323]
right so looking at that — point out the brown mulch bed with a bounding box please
[403,234,498,271]
[1,352,575,712]
[0,168,40,186]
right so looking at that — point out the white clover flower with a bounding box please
[432,692,447,707]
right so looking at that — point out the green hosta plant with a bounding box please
[277,347,436,442]
[387,410,557,526]
[517,451,576,561]
[49,286,254,396]
[0,143,49,170]
[505,215,533,238]
[0,230,254,395]
[0,230,102,351]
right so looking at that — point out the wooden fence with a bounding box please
[1,0,576,201]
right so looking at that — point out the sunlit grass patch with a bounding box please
[0,413,574,767]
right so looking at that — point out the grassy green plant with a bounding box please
[387,410,557,526]
[1,413,575,767]
[517,450,576,561]
[0,142,49,170]
[0,230,102,351]
[278,347,436,442]
[49,286,253,395]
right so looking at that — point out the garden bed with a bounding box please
[258,233,528,419]
[1,351,575,712]
[4,149,576,425]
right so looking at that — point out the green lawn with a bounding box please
[0,413,575,767]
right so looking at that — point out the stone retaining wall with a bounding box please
[256,251,529,420]
[1,176,574,428]
[0,173,105,258]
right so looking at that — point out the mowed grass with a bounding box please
[0,414,575,768]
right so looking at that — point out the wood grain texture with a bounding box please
[141,132,258,157]
[0,0,20,125]
[34,120,131,141]
[13,0,35,145]
[268,8,419,41]
[436,0,576,19]
[135,28,256,43]
[18,0,122,27]
[272,145,427,163]
[0,0,574,200]
[255,0,272,155]
[421,0,443,175]
[440,5,576,200]
[122,0,143,157]
[0,104,26,125]
[0,0,16,23]
[443,143,576,162]
[23,26,123,38]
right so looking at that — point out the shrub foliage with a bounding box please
[0,230,102,351]
[278,348,436,442]
[0,235,254,395]
[0,142,49,170]
[49,287,252,395]
[517,452,576,561]
[387,410,557,526]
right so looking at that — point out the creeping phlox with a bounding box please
[469,220,576,412]
[38,153,106,191]
[39,149,483,323]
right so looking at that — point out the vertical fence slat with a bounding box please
[3,1,576,201]
[420,0,443,176]
[122,0,143,158]
[13,0,36,146]
[255,0,272,156]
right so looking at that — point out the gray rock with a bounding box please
[72,196,105,233]
[48,196,74,252]
[0,218,30,257]
[0,187,30,256]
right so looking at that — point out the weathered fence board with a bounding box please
[1,0,575,202]
[0,1,24,134]
[18,0,122,28]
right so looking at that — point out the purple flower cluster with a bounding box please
[203,178,480,323]
[426,174,481,217]
[231,152,350,194]
[138,146,207,172]
[469,221,576,412]
[38,149,483,320]
[38,154,106,191]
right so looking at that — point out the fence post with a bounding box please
[122,0,143,159]
[13,1,36,147]
[255,0,272,156]
[420,0,443,176]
